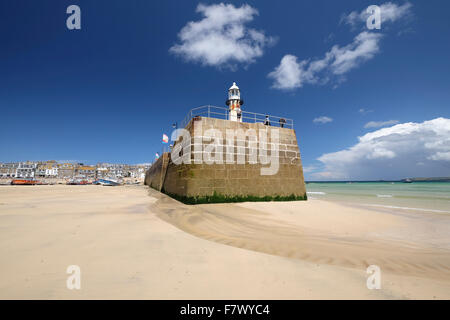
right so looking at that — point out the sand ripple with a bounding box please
[150,190,450,281]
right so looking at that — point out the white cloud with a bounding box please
[269,2,413,91]
[428,152,450,161]
[170,3,274,68]
[329,31,382,75]
[313,116,333,124]
[364,120,399,128]
[267,55,304,89]
[303,165,318,173]
[359,108,374,114]
[314,118,450,180]
[268,31,382,89]
[341,2,413,28]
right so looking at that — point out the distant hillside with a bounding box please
[402,177,450,182]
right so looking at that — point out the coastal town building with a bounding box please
[45,166,58,177]
[15,162,37,178]
[0,161,150,183]
[0,163,19,178]
[75,166,96,179]
[100,163,125,178]
[128,166,147,179]
[36,161,59,177]
[36,164,46,177]
[96,167,109,179]
[58,163,75,179]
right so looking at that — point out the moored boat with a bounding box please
[66,179,91,185]
[95,179,120,186]
[11,179,39,185]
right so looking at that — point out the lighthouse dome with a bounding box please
[229,82,239,91]
[226,81,244,107]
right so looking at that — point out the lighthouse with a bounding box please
[226,82,244,122]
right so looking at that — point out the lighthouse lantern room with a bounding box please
[226,82,244,122]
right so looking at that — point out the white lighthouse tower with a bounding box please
[226,82,244,122]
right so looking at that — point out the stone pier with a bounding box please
[145,116,306,203]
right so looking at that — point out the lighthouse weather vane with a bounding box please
[226,82,244,122]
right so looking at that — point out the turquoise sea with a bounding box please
[306,182,450,214]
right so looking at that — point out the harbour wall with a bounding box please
[145,117,306,201]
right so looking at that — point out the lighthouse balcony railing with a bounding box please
[180,105,294,129]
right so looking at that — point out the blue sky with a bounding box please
[0,1,449,180]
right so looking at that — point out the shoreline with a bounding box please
[1,185,449,299]
[153,192,450,281]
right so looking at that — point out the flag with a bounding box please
[155,153,160,159]
[162,134,169,143]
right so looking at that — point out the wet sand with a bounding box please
[0,185,449,299]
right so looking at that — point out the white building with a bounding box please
[15,162,36,178]
[96,167,108,179]
[45,167,58,177]
[0,163,19,178]
[36,162,59,177]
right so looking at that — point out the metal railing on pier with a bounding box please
[180,105,294,129]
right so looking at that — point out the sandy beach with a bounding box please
[0,185,449,299]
